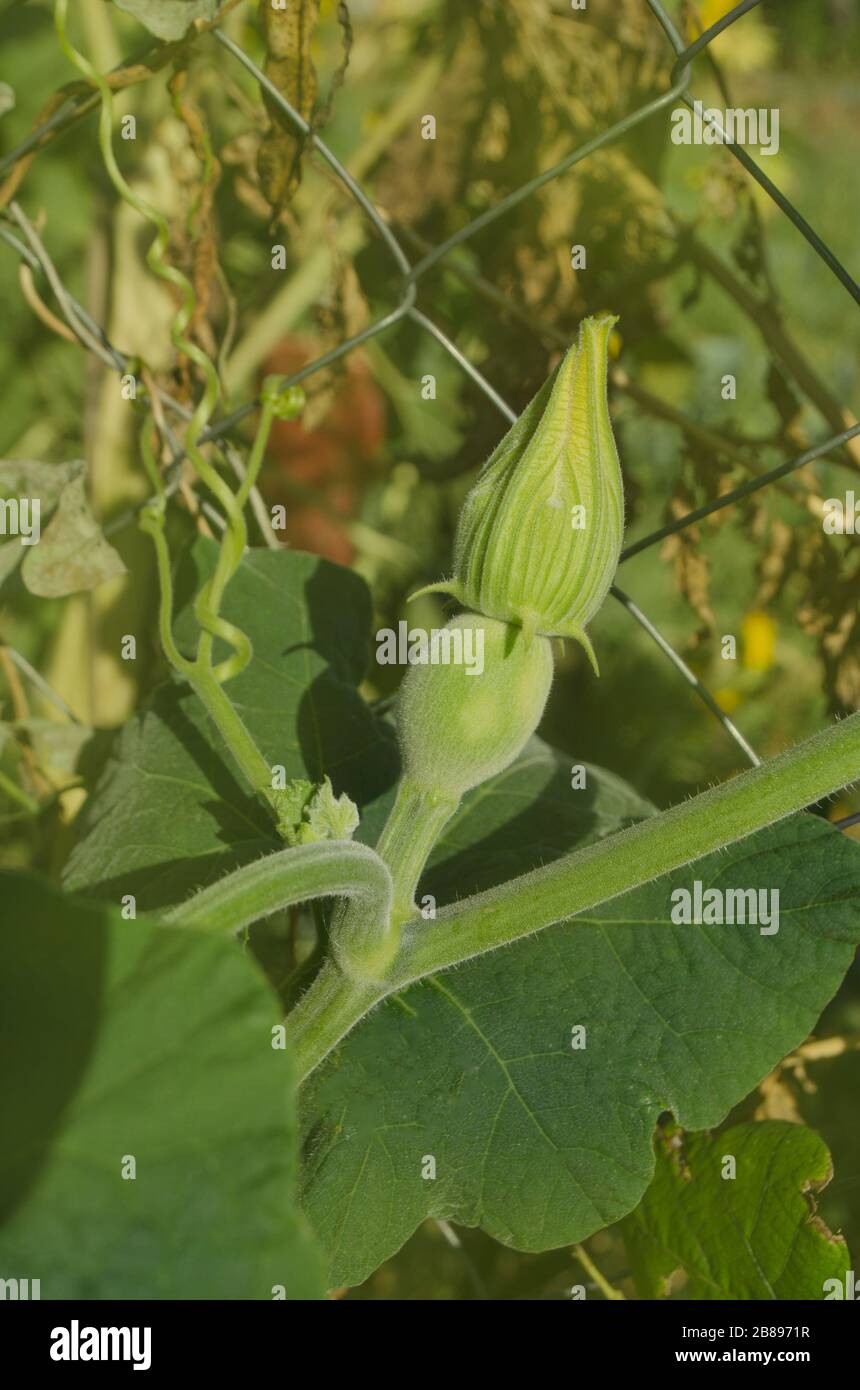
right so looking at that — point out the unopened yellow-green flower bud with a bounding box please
[419,314,624,673]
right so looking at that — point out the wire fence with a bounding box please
[1,0,859,822]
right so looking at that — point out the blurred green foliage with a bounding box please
[1,0,858,1298]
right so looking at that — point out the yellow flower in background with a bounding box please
[714,687,741,714]
[742,610,776,673]
[700,0,739,28]
[688,1,778,73]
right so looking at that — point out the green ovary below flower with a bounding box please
[398,614,554,801]
[419,314,624,673]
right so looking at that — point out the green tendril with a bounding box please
[56,0,239,667]
[53,0,306,821]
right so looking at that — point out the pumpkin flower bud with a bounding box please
[418,314,624,673]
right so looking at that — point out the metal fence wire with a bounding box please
[1,0,859,820]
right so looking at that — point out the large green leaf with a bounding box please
[0,871,324,1299]
[64,543,398,909]
[300,813,860,1287]
[622,1122,850,1300]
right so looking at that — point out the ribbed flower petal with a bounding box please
[418,315,624,672]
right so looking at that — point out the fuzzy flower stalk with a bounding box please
[358,315,626,946]
[417,313,625,672]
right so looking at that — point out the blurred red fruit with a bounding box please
[260,337,386,564]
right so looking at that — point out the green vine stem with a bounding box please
[367,779,459,924]
[393,713,860,981]
[285,961,387,1081]
[315,780,458,990]
[286,710,860,1081]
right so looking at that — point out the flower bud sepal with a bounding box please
[407,588,600,673]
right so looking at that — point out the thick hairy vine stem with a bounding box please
[288,712,860,1082]
[285,961,386,1081]
[166,839,392,936]
[167,840,396,1011]
[369,779,459,925]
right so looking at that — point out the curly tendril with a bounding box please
[53,0,304,816]
[55,0,254,682]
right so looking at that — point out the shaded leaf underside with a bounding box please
[0,874,325,1298]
